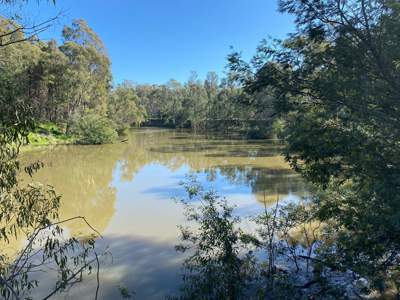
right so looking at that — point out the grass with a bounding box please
[25,122,75,147]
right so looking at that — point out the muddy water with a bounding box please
[20,128,307,299]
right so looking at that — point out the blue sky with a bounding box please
[22,0,294,84]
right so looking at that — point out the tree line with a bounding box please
[1,15,278,146]
[0,3,105,299]
[135,72,274,138]
[1,0,400,298]
[0,17,146,144]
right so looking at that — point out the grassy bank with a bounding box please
[25,122,75,147]
[24,119,127,150]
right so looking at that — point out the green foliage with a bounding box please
[271,118,285,139]
[27,131,73,146]
[60,19,111,118]
[0,16,112,137]
[133,71,275,135]
[171,178,256,300]
[228,0,400,292]
[4,0,399,297]
[0,12,277,140]
[0,55,100,299]
[26,122,74,146]
[173,180,354,299]
[0,16,150,145]
[71,112,118,145]
[108,81,147,133]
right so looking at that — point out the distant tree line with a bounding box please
[1,15,280,144]
[133,72,275,138]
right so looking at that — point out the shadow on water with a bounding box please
[19,128,309,299]
[31,235,183,300]
[141,185,186,198]
[204,149,282,157]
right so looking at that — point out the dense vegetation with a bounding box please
[1,0,400,299]
[176,0,400,298]
[134,73,274,138]
[169,0,400,298]
[0,2,103,299]
[0,16,148,145]
[2,12,276,145]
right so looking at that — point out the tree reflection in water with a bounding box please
[20,128,308,299]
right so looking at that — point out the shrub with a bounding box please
[71,113,118,145]
[171,177,256,300]
[172,180,352,299]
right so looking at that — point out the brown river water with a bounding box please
[16,128,308,299]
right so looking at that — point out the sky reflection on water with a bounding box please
[21,128,308,299]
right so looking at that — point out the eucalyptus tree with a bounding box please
[60,19,112,125]
[228,0,400,290]
[108,81,147,133]
[204,72,219,124]
[36,40,70,122]
[0,3,103,299]
[181,72,208,130]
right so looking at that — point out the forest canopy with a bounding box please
[227,0,400,291]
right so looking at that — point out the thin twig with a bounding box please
[95,252,100,300]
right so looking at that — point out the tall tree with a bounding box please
[60,19,111,124]
[108,81,147,132]
[0,13,101,300]
[229,0,400,289]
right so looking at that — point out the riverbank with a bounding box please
[142,117,282,140]
[24,123,280,151]
[25,122,75,148]
[24,120,123,149]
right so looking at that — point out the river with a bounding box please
[19,128,308,299]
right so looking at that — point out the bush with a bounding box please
[172,180,353,299]
[171,177,256,300]
[34,122,63,136]
[27,122,73,146]
[71,113,118,144]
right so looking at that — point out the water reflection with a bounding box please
[21,145,119,237]
[20,128,308,299]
